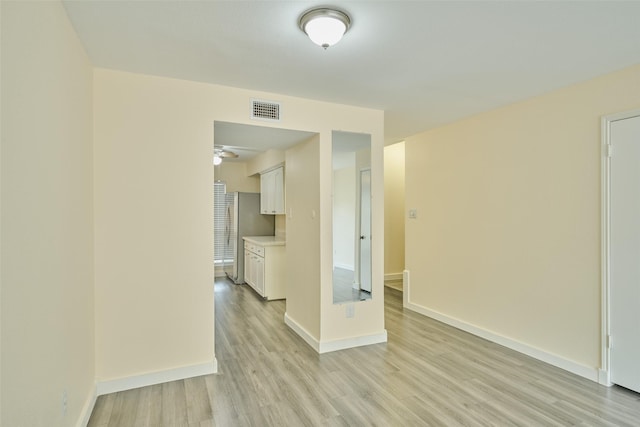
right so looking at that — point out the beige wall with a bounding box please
[384,142,405,277]
[285,136,321,337]
[0,3,5,424]
[93,68,384,382]
[405,64,640,372]
[1,2,95,426]
[93,70,217,382]
[1,1,3,421]
[247,149,285,176]
[214,161,260,193]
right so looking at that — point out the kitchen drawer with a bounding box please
[244,241,265,257]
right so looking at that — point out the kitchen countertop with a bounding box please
[243,236,286,246]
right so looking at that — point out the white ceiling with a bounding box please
[213,122,371,163]
[63,1,640,145]
[213,121,316,162]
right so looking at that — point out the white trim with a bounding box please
[599,369,612,386]
[384,272,403,282]
[600,108,640,387]
[404,300,599,382]
[601,112,612,386]
[76,386,97,427]
[357,167,372,293]
[284,312,320,352]
[96,360,217,396]
[402,269,410,307]
[318,330,387,353]
[284,312,388,354]
[259,163,285,175]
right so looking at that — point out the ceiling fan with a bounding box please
[213,146,239,165]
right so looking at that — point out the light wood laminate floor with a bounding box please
[384,279,403,292]
[89,278,640,426]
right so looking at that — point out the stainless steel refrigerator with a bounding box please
[224,192,275,284]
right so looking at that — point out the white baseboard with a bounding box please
[284,312,387,354]
[77,386,97,427]
[403,270,410,307]
[285,312,320,352]
[598,369,612,386]
[404,300,599,382]
[384,272,403,282]
[318,330,387,353]
[96,359,218,396]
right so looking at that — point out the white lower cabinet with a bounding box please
[244,245,262,294]
[254,255,265,296]
[243,239,285,300]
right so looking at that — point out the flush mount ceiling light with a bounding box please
[299,7,351,49]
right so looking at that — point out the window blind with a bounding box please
[213,181,227,263]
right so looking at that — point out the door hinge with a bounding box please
[606,144,613,158]
[607,334,612,349]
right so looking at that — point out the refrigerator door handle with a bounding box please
[225,205,231,245]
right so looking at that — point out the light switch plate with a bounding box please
[409,209,417,219]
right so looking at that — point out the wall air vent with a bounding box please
[251,99,281,122]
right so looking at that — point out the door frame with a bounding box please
[358,168,372,293]
[600,108,640,386]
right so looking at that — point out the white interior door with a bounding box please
[359,169,372,292]
[610,114,640,393]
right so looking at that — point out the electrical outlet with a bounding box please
[62,390,68,416]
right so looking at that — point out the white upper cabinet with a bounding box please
[260,166,285,215]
